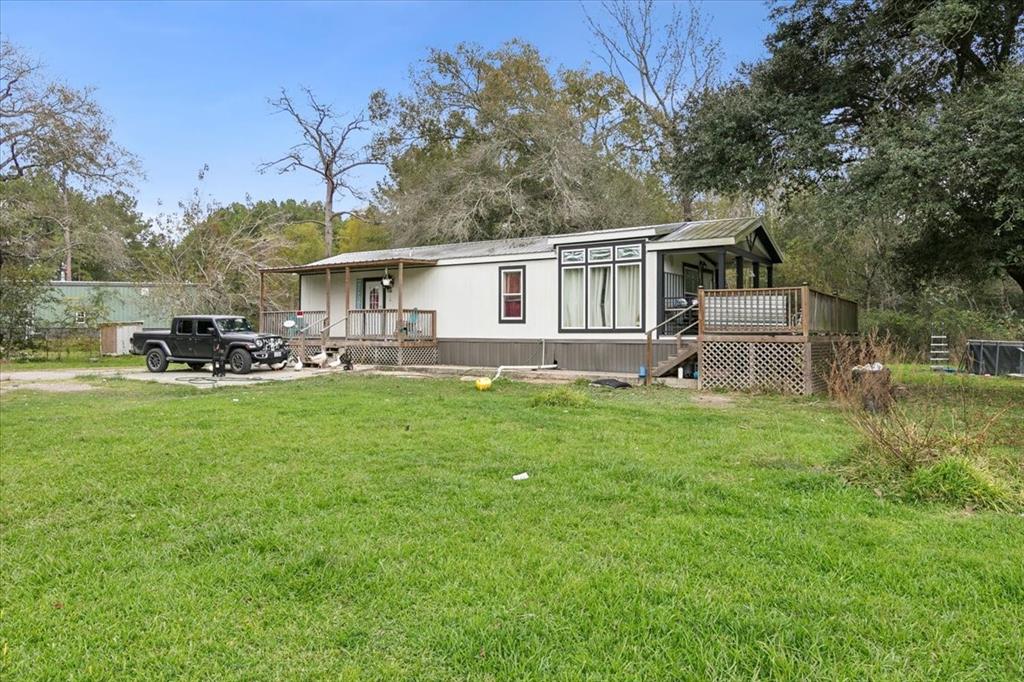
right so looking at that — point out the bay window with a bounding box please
[559,242,643,331]
[588,265,613,328]
[561,267,586,329]
[615,263,642,328]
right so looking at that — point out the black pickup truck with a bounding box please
[130,315,289,374]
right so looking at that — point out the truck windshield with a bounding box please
[215,317,253,333]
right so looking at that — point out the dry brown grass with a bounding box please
[827,333,1017,510]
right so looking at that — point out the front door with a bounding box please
[363,279,385,310]
[362,279,387,337]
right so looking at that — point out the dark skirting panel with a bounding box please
[437,338,678,373]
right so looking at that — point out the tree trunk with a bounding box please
[680,194,694,222]
[60,172,72,281]
[1007,264,1024,294]
[323,180,335,259]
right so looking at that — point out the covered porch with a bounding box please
[652,219,785,338]
[258,256,439,365]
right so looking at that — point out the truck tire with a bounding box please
[229,348,252,375]
[187,362,206,371]
[146,348,168,373]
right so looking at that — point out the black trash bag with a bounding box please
[591,378,632,389]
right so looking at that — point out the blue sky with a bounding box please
[1,1,771,218]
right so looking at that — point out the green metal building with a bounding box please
[36,281,182,329]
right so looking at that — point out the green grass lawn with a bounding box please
[1,370,1022,680]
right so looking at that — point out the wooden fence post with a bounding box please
[258,271,265,332]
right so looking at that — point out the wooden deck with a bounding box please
[260,308,439,365]
[647,285,859,393]
[696,286,858,394]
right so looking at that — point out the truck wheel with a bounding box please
[146,348,168,373]
[229,349,252,375]
[187,362,206,371]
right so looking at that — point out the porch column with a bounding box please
[767,264,774,287]
[656,251,665,328]
[716,250,726,288]
[753,262,760,288]
[324,267,331,341]
[735,256,745,289]
[344,267,351,339]
[258,271,265,331]
[397,261,404,364]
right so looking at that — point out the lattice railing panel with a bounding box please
[287,342,323,363]
[808,340,835,394]
[700,341,806,394]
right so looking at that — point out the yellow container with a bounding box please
[475,377,492,391]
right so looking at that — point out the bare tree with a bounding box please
[259,88,384,258]
[1,40,140,280]
[585,0,721,219]
[146,187,292,318]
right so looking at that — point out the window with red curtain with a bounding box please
[499,267,525,322]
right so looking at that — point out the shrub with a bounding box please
[904,457,1014,510]
[830,332,1019,511]
[530,386,591,408]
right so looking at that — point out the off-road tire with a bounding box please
[146,348,168,373]
[229,349,253,375]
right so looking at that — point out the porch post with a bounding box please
[324,267,331,343]
[716,250,726,288]
[397,260,404,364]
[258,270,265,332]
[344,267,351,340]
[767,264,774,287]
[656,251,665,329]
[753,262,760,288]
[735,256,745,289]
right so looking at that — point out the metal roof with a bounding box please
[303,234,554,268]
[658,217,763,242]
[274,217,777,272]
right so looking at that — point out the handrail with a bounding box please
[645,303,698,386]
[645,305,696,336]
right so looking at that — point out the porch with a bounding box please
[258,256,440,365]
[646,285,859,393]
[260,307,438,364]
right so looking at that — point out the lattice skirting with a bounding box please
[348,345,438,366]
[287,341,438,366]
[699,339,836,394]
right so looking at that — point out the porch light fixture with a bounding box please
[381,267,394,289]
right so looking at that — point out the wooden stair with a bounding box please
[652,342,698,377]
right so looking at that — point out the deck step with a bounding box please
[652,343,699,378]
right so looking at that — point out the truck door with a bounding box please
[172,318,195,357]
[194,318,216,359]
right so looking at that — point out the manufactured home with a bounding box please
[259,217,858,393]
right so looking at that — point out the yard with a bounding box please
[1,369,1021,680]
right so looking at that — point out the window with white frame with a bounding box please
[498,266,525,323]
[559,243,643,331]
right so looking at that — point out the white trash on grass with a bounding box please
[512,472,529,481]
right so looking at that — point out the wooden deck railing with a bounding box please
[260,309,437,342]
[699,286,857,336]
[260,310,327,337]
[348,309,436,341]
